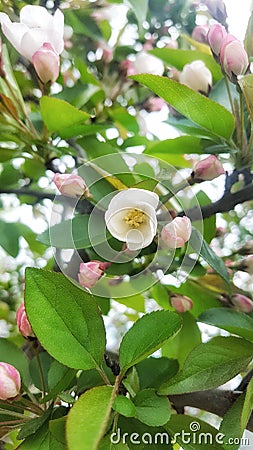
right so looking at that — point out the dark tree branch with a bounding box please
[0,188,56,201]
[178,183,253,221]
[169,389,253,431]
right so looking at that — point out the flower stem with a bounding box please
[224,76,235,116]
[97,366,111,385]
[32,346,46,407]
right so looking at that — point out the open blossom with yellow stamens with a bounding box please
[105,188,159,251]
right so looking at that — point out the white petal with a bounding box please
[1,19,28,55]
[107,189,159,217]
[105,209,131,242]
[20,29,51,61]
[53,9,64,38]
[20,5,52,28]
[46,27,64,54]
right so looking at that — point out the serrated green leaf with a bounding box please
[40,97,90,133]
[113,395,136,417]
[133,388,170,426]
[159,336,253,395]
[25,268,106,370]
[37,215,107,249]
[136,357,179,390]
[198,308,253,342]
[144,135,204,155]
[241,376,253,430]
[219,394,246,450]
[66,386,114,450]
[131,74,234,139]
[17,407,52,440]
[119,310,182,376]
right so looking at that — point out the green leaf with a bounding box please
[131,74,234,140]
[144,135,205,155]
[126,0,148,28]
[164,415,224,450]
[117,416,173,449]
[40,97,90,133]
[241,376,253,430]
[17,407,52,440]
[37,215,107,249]
[0,220,20,257]
[162,312,201,368]
[198,308,253,342]
[150,47,222,82]
[66,386,114,450]
[29,352,53,392]
[122,367,140,397]
[190,228,230,285]
[25,268,106,370]
[113,395,136,417]
[133,388,170,426]
[159,336,253,395]
[99,435,129,450]
[119,310,182,376]
[49,417,66,444]
[18,421,65,450]
[43,361,76,402]
[136,357,179,390]
[0,338,30,386]
[219,394,246,450]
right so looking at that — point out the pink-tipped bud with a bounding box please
[179,60,212,94]
[32,42,60,84]
[207,24,227,56]
[170,294,193,313]
[161,216,192,249]
[78,260,109,289]
[0,362,21,400]
[16,303,34,339]
[53,173,90,198]
[220,35,249,79]
[192,25,209,43]
[143,97,165,112]
[0,38,5,78]
[238,255,253,275]
[230,294,253,313]
[205,0,227,23]
[192,155,225,181]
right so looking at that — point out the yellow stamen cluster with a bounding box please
[124,208,146,228]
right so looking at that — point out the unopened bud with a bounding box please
[0,362,21,400]
[161,216,192,249]
[16,303,34,338]
[192,25,209,43]
[205,0,227,23]
[179,60,212,95]
[32,43,60,84]
[207,23,227,57]
[170,294,193,313]
[78,260,109,289]
[220,35,249,80]
[230,294,253,313]
[191,155,225,181]
[53,173,90,198]
[132,51,164,76]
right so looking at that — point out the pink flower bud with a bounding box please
[192,155,225,181]
[192,25,209,43]
[161,216,192,249]
[205,0,227,23]
[207,23,227,56]
[239,255,253,275]
[78,261,107,289]
[170,294,193,313]
[0,362,21,400]
[230,294,253,313]
[53,173,90,198]
[16,303,34,338]
[32,43,60,84]
[143,97,165,112]
[220,35,249,79]
[179,60,212,94]
[0,38,5,78]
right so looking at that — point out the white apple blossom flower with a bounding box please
[0,5,64,62]
[105,188,159,251]
[133,51,164,76]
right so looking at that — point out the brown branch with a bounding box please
[169,389,253,431]
[178,183,253,221]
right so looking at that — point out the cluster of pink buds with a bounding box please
[207,24,249,81]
